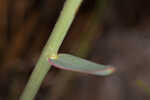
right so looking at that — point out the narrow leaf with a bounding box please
[48,53,115,76]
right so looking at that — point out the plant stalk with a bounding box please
[19,0,83,100]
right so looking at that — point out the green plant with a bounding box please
[19,0,115,100]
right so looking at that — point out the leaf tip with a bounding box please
[107,67,116,73]
[94,66,116,76]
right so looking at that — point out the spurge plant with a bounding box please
[19,0,115,100]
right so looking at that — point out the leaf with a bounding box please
[48,53,115,76]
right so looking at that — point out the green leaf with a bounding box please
[48,53,115,76]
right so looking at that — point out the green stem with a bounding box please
[19,0,83,100]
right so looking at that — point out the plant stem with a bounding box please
[19,0,83,100]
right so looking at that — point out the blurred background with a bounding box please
[1,0,150,100]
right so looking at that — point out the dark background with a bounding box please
[0,0,150,100]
